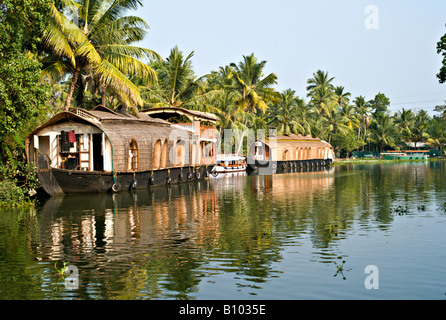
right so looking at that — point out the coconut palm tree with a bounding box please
[393,108,415,145]
[408,110,430,148]
[143,46,218,111]
[353,96,371,145]
[41,0,160,115]
[333,86,351,108]
[309,85,336,116]
[230,53,279,114]
[339,104,360,131]
[427,116,446,155]
[306,70,335,95]
[323,108,351,145]
[369,113,398,152]
[269,89,306,135]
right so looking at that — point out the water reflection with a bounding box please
[0,161,445,299]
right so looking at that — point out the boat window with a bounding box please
[153,139,161,170]
[129,139,139,171]
[283,150,289,161]
[161,139,168,168]
[59,130,79,170]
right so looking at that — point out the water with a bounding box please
[1,161,446,300]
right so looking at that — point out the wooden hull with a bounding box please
[37,150,213,196]
[247,158,333,175]
[381,155,428,160]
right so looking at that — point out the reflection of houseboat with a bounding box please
[380,150,429,160]
[214,154,247,173]
[25,106,218,195]
[247,134,334,174]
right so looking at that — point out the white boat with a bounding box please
[214,154,247,173]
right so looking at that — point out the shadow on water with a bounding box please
[0,160,445,299]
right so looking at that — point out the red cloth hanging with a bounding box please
[68,130,76,143]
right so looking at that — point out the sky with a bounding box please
[136,0,446,115]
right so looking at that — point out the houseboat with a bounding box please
[213,154,247,173]
[25,106,218,196]
[247,134,334,174]
[380,150,429,160]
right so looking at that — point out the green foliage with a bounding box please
[0,162,40,207]
[0,0,51,163]
[41,0,160,113]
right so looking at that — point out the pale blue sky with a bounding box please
[137,0,446,114]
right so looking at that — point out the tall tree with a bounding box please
[309,85,336,116]
[394,108,415,143]
[369,113,398,152]
[0,0,52,162]
[230,53,279,114]
[269,89,306,135]
[143,46,215,110]
[41,0,160,114]
[353,96,371,144]
[427,116,446,155]
[306,70,335,94]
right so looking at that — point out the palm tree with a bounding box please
[143,46,218,111]
[306,70,334,95]
[230,53,279,114]
[427,116,446,155]
[369,113,398,152]
[394,108,415,144]
[333,86,351,108]
[409,110,430,148]
[353,96,371,146]
[323,108,351,145]
[269,89,306,135]
[309,85,336,116]
[41,0,160,115]
[339,104,360,131]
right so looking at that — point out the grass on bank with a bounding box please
[331,157,446,165]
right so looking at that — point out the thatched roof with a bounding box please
[141,107,218,123]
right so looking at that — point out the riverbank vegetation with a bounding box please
[1,0,446,205]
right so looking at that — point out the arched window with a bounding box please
[153,139,161,169]
[175,139,186,166]
[160,138,168,168]
[129,139,138,171]
[283,149,289,161]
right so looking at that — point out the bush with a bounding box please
[0,162,40,207]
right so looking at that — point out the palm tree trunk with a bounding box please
[64,68,81,111]
[101,84,106,106]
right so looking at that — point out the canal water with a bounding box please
[1,161,446,300]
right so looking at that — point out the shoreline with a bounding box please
[331,157,446,165]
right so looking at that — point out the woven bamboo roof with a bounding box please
[141,107,218,123]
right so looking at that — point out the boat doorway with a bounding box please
[93,133,104,171]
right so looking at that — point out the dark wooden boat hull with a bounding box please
[247,158,333,175]
[37,150,213,196]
